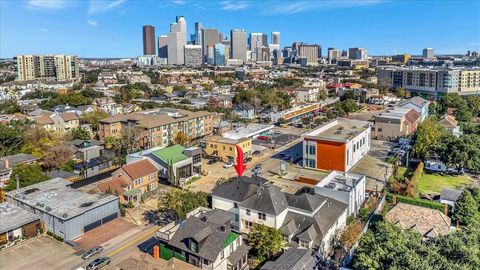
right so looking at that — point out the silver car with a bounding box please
[86,257,110,270]
[81,246,104,260]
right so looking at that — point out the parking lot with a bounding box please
[0,236,79,270]
[74,218,136,251]
[252,132,301,149]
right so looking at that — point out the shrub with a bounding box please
[126,201,135,208]
[359,208,371,221]
[386,193,445,212]
[410,162,424,197]
[346,215,356,225]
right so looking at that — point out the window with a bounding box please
[246,209,251,216]
[190,240,197,253]
[309,159,315,168]
[299,240,309,248]
[309,145,315,155]
[235,214,239,222]
[244,220,253,229]
[230,243,234,253]
[234,203,238,208]
[258,212,266,220]
[203,259,209,265]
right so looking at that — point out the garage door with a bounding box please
[84,219,102,233]
[101,213,118,224]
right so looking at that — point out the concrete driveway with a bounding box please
[74,218,136,251]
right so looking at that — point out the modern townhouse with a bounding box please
[212,177,348,256]
[373,108,420,141]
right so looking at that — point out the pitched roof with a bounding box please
[260,248,317,270]
[285,193,327,212]
[440,188,463,202]
[438,114,458,129]
[97,176,130,195]
[386,203,451,237]
[167,210,239,262]
[240,185,288,215]
[152,145,188,164]
[35,112,54,125]
[59,112,79,121]
[121,159,158,180]
[399,96,428,109]
[404,109,420,125]
[211,176,267,203]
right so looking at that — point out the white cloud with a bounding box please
[37,27,49,32]
[267,0,383,15]
[221,0,249,11]
[172,0,186,5]
[88,0,126,14]
[86,20,98,27]
[27,0,65,10]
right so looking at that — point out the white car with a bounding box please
[223,162,234,168]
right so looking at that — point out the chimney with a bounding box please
[3,159,9,169]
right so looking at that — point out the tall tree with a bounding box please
[157,189,208,220]
[173,131,190,146]
[248,223,285,263]
[70,127,90,140]
[5,163,49,191]
[453,188,480,226]
[413,117,445,158]
[42,145,75,170]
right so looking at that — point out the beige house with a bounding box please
[373,108,420,141]
[34,112,79,133]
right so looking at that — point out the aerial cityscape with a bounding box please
[0,1,480,270]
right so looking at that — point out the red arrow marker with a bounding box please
[234,144,247,176]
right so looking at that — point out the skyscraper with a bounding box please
[271,32,280,46]
[214,44,226,66]
[230,29,247,62]
[299,44,319,66]
[195,22,202,46]
[262,34,268,47]
[158,35,168,64]
[14,54,79,81]
[348,47,368,60]
[167,16,187,65]
[423,48,434,59]
[327,48,341,64]
[143,25,156,55]
[202,28,220,62]
[249,33,264,61]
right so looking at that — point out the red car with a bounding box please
[257,135,270,140]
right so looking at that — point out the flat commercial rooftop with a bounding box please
[0,202,39,234]
[7,178,118,221]
[304,118,370,143]
[223,123,275,140]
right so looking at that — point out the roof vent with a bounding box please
[220,225,226,232]
[45,206,52,212]
[62,213,68,218]
[200,216,208,222]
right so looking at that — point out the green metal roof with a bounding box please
[224,232,240,248]
[152,144,188,164]
[124,188,142,197]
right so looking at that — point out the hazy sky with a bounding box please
[1,0,480,58]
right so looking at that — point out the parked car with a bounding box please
[223,162,234,168]
[257,135,270,140]
[86,257,110,270]
[252,150,261,156]
[81,246,104,260]
[207,159,218,165]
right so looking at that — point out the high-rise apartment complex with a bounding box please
[299,44,320,66]
[348,47,368,60]
[184,45,203,66]
[423,48,434,59]
[202,29,220,63]
[230,29,247,62]
[143,25,156,55]
[327,48,342,64]
[14,54,79,81]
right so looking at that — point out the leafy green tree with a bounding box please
[301,117,312,127]
[157,189,208,219]
[394,86,409,99]
[80,110,109,131]
[342,99,359,115]
[248,223,285,263]
[80,87,104,99]
[453,188,480,226]
[466,95,480,117]
[70,127,90,140]
[5,163,49,191]
[413,117,445,158]
[0,100,21,114]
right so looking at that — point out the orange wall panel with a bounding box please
[316,140,346,171]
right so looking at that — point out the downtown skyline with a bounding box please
[1,0,480,58]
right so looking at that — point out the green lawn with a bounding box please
[417,172,472,195]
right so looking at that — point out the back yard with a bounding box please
[417,172,472,195]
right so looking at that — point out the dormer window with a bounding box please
[190,239,198,253]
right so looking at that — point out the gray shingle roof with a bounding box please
[211,176,267,203]
[440,188,463,202]
[240,185,288,215]
[167,210,234,262]
[399,96,428,109]
[260,248,317,270]
[285,193,327,212]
